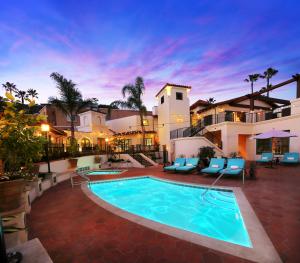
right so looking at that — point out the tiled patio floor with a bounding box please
[28,164,300,262]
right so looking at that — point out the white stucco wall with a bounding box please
[157,85,191,153]
[205,111,300,160]
[172,137,223,160]
[106,115,157,133]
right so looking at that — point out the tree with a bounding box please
[0,92,45,173]
[15,90,27,105]
[27,89,39,100]
[206,97,216,104]
[2,82,17,94]
[244,74,261,94]
[48,72,93,142]
[110,76,147,148]
[260,68,278,97]
[206,97,217,123]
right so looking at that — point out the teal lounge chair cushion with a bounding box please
[201,158,225,174]
[220,158,245,175]
[164,158,185,170]
[256,152,273,163]
[176,158,199,171]
[280,152,300,164]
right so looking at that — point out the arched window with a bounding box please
[81,137,91,148]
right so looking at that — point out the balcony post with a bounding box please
[297,78,300,98]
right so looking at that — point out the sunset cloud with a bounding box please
[0,0,299,108]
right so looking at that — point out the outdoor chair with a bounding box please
[256,152,273,163]
[280,152,300,164]
[256,152,274,167]
[176,158,199,173]
[164,158,185,171]
[220,158,246,184]
[201,158,225,174]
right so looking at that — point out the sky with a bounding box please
[0,0,300,108]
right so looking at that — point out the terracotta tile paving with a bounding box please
[28,164,300,262]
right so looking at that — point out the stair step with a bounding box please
[130,154,153,167]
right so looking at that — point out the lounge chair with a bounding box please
[220,158,246,184]
[280,152,300,164]
[201,158,225,174]
[164,158,185,171]
[256,152,273,163]
[256,152,274,167]
[176,158,199,173]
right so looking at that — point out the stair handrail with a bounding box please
[201,172,225,198]
[71,168,90,188]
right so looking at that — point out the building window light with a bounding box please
[143,119,149,126]
[166,86,172,96]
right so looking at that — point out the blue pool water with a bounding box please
[87,170,123,175]
[90,177,252,247]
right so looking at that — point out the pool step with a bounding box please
[201,190,237,211]
[129,154,153,167]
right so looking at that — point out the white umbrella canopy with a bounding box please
[251,129,298,140]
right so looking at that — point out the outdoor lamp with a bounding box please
[41,123,51,173]
[41,123,50,132]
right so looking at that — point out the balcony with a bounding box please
[170,106,291,139]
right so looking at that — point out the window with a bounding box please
[161,95,164,104]
[256,137,290,155]
[256,139,272,154]
[81,137,91,148]
[176,92,183,100]
[143,119,149,126]
[144,138,152,146]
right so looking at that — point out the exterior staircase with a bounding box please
[129,154,153,167]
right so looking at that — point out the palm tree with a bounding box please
[110,76,147,148]
[48,72,93,141]
[27,89,39,100]
[2,82,17,94]
[260,68,278,97]
[15,90,27,105]
[244,74,261,94]
[207,97,217,123]
[206,97,216,104]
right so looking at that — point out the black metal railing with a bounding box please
[170,106,292,139]
[42,143,160,161]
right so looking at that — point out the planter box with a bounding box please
[42,173,58,187]
[0,179,25,213]
[41,179,51,192]
[3,211,27,249]
[27,178,43,199]
[24,190,31,214]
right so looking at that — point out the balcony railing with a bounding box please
[170,106,291,139]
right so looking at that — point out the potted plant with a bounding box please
[0,92,45,213]
[198,146,215,167]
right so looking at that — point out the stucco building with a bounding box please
[40,75,300,161]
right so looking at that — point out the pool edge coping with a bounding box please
[81,175,282,263]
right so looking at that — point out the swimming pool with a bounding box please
[89,177,252,247]
[86,170,124,175]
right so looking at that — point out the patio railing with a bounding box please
[170,105,292,139]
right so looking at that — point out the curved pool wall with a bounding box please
[87,170,124,175]
[90,176,251,247]
[83,176,282,263]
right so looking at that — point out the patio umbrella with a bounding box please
[251,129,298,140]
[251,129,298,167]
